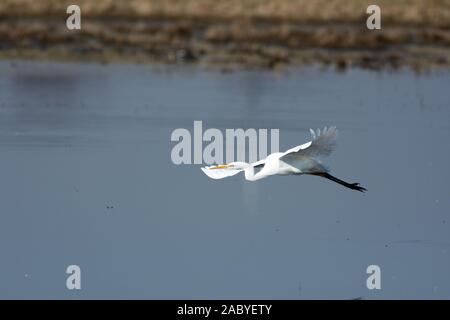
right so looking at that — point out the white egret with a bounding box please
[201,127,366,192]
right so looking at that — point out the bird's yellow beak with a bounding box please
[209,164,232,170]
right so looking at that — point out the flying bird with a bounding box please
[201,127,366,192]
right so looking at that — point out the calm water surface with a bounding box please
[0,61,449,299]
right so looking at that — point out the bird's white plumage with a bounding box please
[200,126,367,192]
[281,126,337,160]
[279,126,337,172]
[201,127,338,181]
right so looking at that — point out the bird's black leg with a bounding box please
[311,172,367,192]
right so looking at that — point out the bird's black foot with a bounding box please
[350,183,367,193]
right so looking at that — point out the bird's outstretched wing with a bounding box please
[280,127,338,172]
[282,126,338,159]
[201,159,266,180]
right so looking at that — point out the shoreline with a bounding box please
[0,1,449,71]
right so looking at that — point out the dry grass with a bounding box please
[0,0,449,27]
[0,0,449,70]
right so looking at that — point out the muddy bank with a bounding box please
[0,0,449,70]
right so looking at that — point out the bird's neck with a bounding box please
[243,163,265,181]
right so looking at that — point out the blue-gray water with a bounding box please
[0,61,449,299]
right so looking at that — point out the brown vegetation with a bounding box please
[0,0,449,70]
